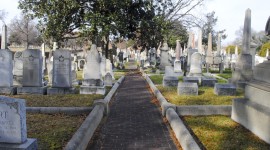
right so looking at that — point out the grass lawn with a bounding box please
[217,73,232,79]
[27,113,87,150]
[183,116,270,150]
[156,86,243,105]
[114,71,126,80]
[10,94,104,107]
[76,70,83,80]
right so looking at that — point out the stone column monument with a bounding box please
[159,41,170,70]
[174,40,182,72]
[205,33,213,72]
[230,8,253,88]
[1,25,7,49]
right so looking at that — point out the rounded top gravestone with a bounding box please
[189,52,202,74]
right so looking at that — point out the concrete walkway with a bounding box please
[89,61,178,149]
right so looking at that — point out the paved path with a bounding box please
[89,62,177,150]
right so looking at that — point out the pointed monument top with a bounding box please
[242,8,251,54]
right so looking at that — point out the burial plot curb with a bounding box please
[142,72,233,150]
[64,105,104,150]
[64,75,125,150]
[26,107,93,115]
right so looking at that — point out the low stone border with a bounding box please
[26,107,92,115]
[203,73,228,82]
[176,105,231,116]
[166,108,201,150]
[64,104,104,150]
[63,75,125,150]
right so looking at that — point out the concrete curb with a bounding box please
[26,107,93,115]
[64,105,104,150]
[176,105,231,116]
[104,76,125,103]
[64,75,125,149]
[166,108,201,150]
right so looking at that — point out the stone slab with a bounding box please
[0,138,37,150]
[214,83,236,95]
[47,88,76,95]
[253,60,270,84]
[0,87,17,95]
[0,96,26,143]
[183,77,200,85]
[162,76,178,87]
[165,66,183,77]
[177,82,198,95]
[17,87,47,95]
[80,86,106,95]
[0,49,13,87]
[201,77,217,87]
[232,98,270,144]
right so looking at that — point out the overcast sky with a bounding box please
[0,0,269,46]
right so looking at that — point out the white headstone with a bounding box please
[83,44,101,79]
[100,56,106,77]
[189,52,202,75]
[0,49,13,87]
[0,96,27,143]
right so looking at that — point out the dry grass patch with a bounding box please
[27,113,87,150]
[156,86,243,105]
[183,116,270,150]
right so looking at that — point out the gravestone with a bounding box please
[105,59,114,79]
[197,29,204,54]
[17,49,46,94]
[13,52,24,86]
[201,77,217,87]
[0,49,17,94]
[214,83,236,95]
[174,40,182,73]
[80,44,105,95]
[230,9,253,88]
[149,48,157,66]
[159,42,170,70]
[104,73,113,87]
[163,76,179,87]
[177,82,198,95]
[100,56,106,77]
[188,52,202,77]
[187,48,198,71]
[0,96,37,149]
[183,77,200,85]
[47,50,76,94]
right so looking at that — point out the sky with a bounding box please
[0,0,269,46]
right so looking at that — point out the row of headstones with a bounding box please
[0,46,114,95]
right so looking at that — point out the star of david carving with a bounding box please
[59,55,65,62]
[28,54,34,61]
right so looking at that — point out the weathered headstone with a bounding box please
[80,44,105,95]
[188,52,202,77]
[201,77,217,87]
[159,41,170,70]
[104,72,113,87]
[177,82,198,95]
[163,76,179,87]
[0,96,37,149]
[17,49,46,94]
[214,83,236,95]
[0,49,17,94]
[47,50,76,94]
[100,56,106,77]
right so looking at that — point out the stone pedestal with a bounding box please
[214,83,236,95]
[230,54,253,88]
[163,76,178,87]
[0,87,17,95]
[177,82,198,95]
[47,87,76,95]
[17,87,47,95]
[0,138,37,150]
